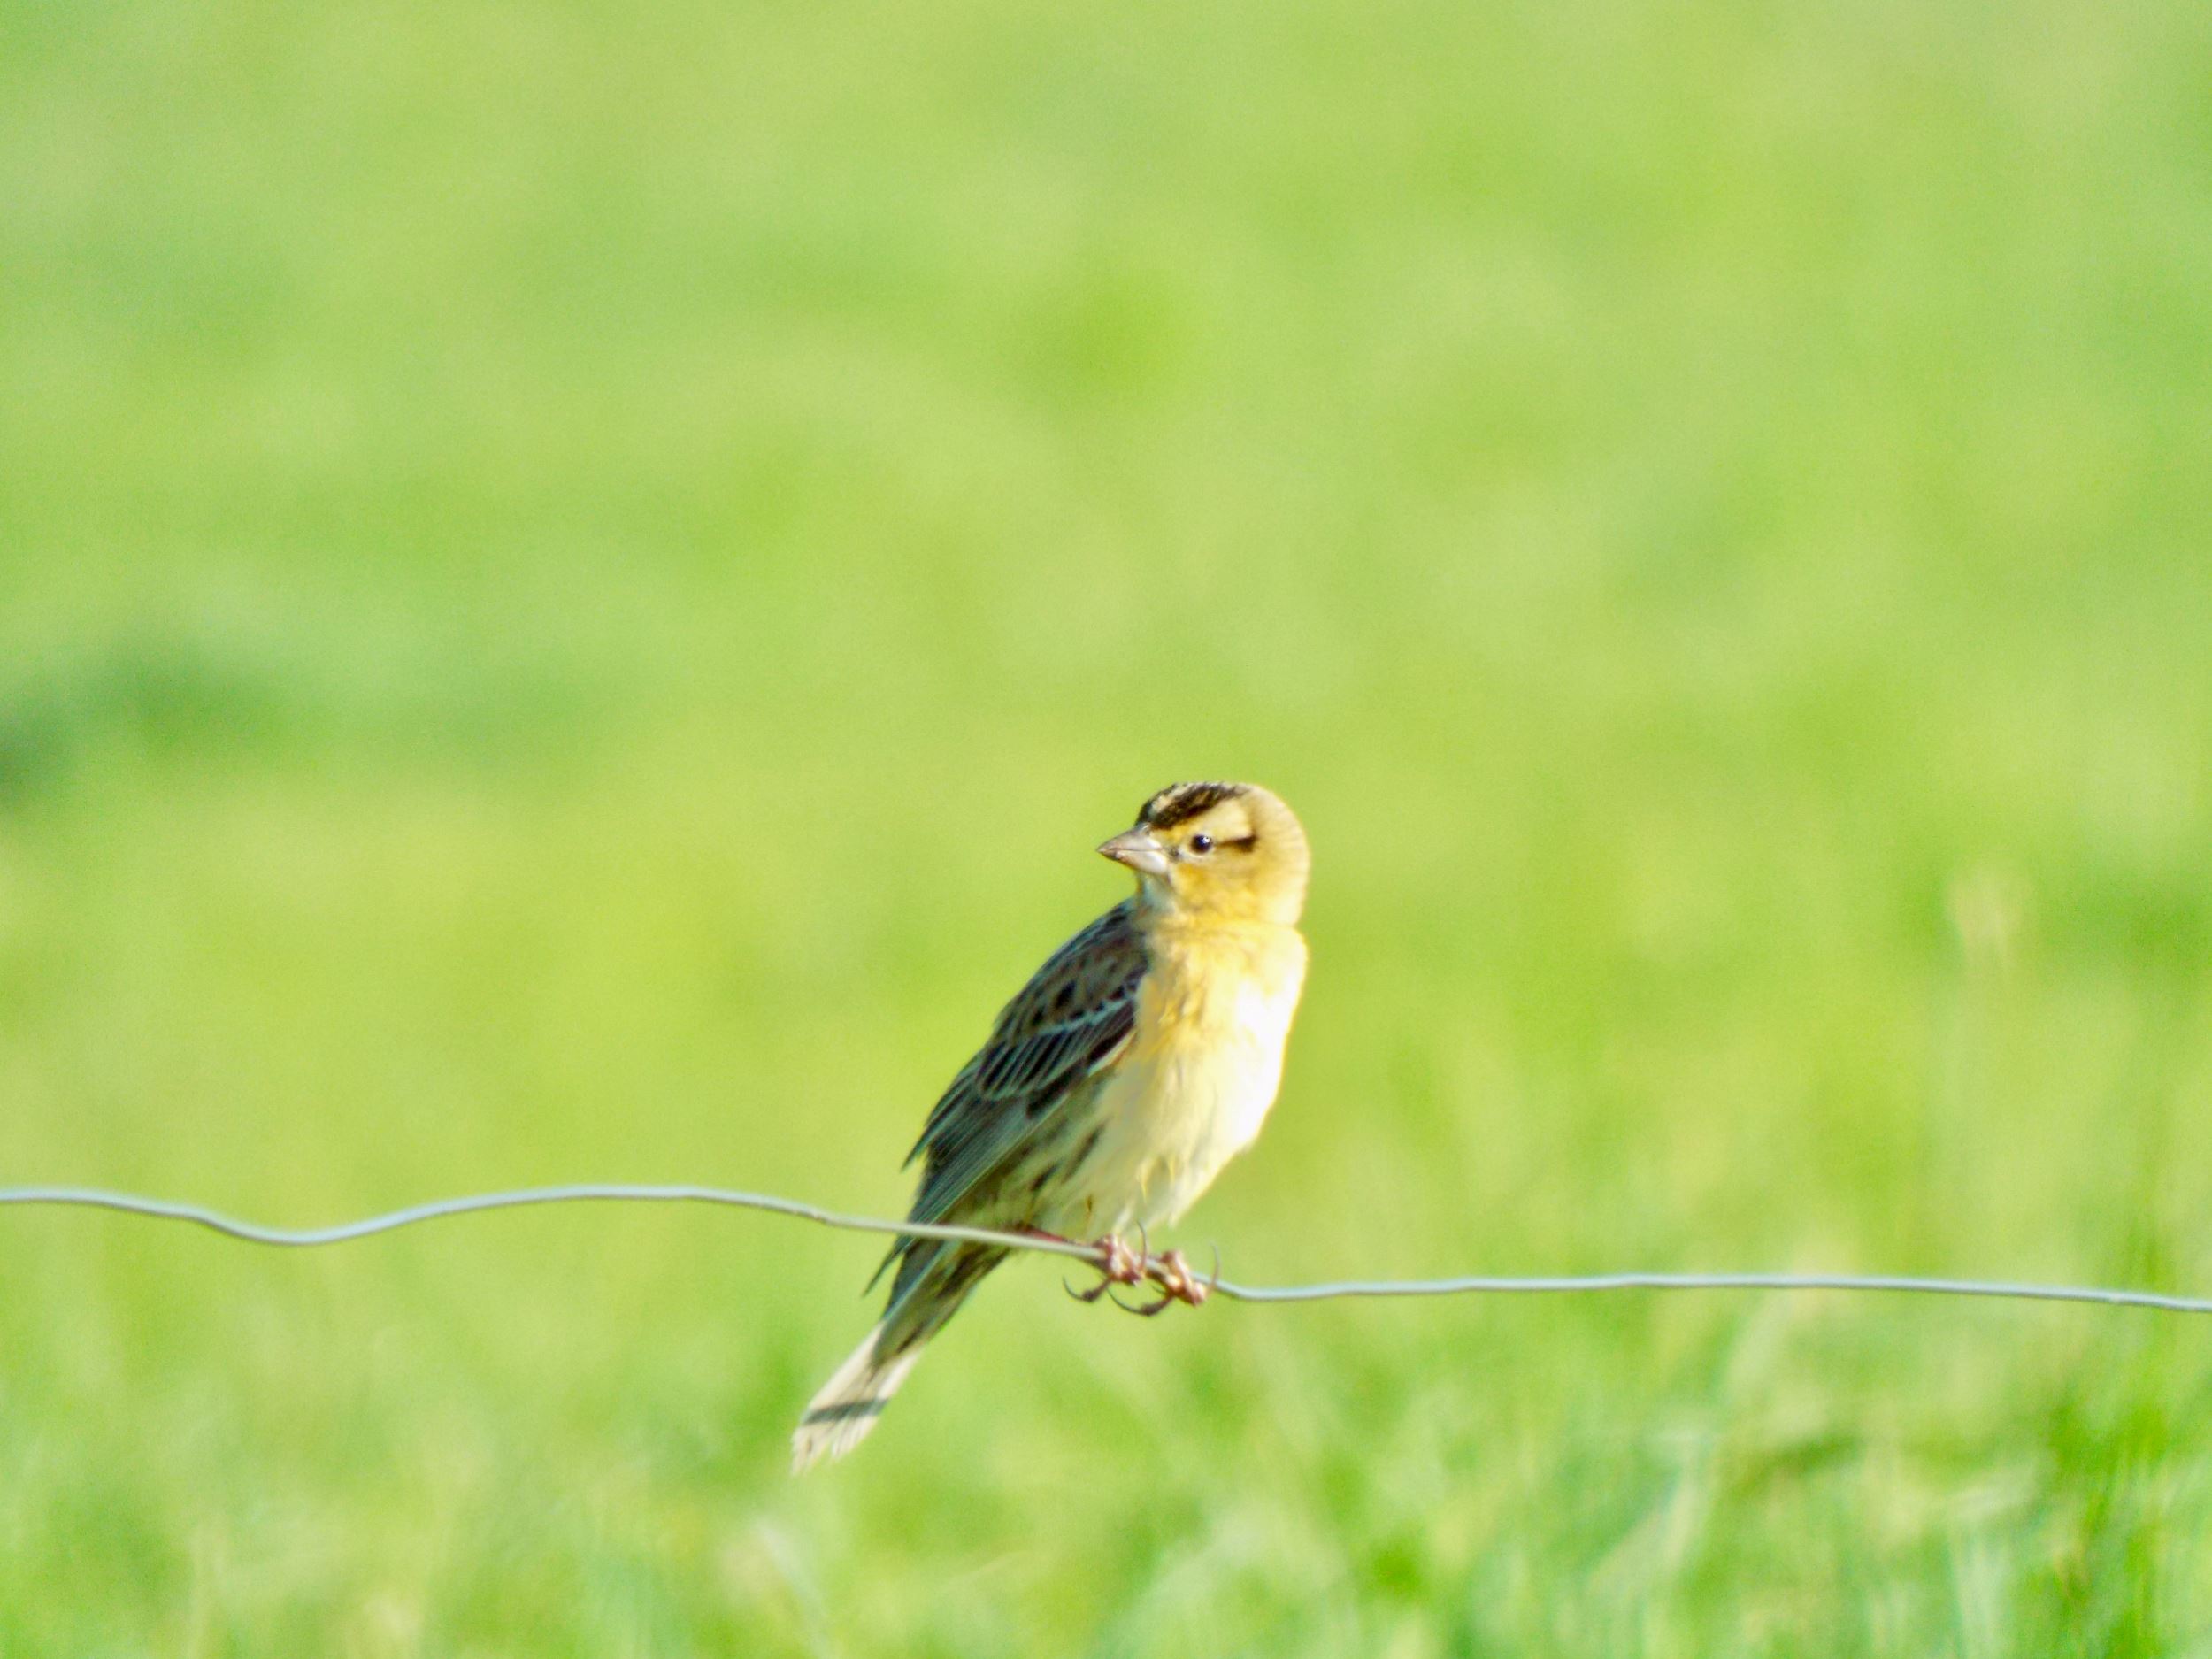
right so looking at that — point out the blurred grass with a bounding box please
[4,0,2212,1651]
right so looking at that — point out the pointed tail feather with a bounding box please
[792,1240,1008,1473]
[791,1326,921,1473]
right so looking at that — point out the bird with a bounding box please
[791,780,1311,1471]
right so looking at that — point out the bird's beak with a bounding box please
[1097,827,1171,878]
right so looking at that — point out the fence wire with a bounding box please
[4,1183,2210,1314]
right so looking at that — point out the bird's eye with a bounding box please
[1188,833,1214,855]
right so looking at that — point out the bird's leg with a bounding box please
[1065,1233,1147,1303]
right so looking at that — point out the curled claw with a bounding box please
[1064,1230,1218,1317]
[1064,1276,1148,1313]
[1098,1233,1145,1284]
[1067,1233,1145,1305]
[1116,1247,1215,1317]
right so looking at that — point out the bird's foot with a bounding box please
[1065,1233,1147,1303]
[1124,1248,1216,1317]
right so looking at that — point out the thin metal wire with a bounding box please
[4,1183,2210,1314]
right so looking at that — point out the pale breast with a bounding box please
[1045,921,1307,1235]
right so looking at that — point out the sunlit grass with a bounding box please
[4,0,2211,1650]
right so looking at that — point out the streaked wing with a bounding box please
[901,901,1146,1231]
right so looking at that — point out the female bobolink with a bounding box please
[792,781,1310,1471]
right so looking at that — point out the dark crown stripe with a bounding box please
[1140,780,1246,829]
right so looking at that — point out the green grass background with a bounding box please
[4,0,2212,1651]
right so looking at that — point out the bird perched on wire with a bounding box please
[791,780,1311,1471]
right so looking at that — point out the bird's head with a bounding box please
[1097,781,1310,925]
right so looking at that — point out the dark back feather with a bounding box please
[873,902,1147,1332]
